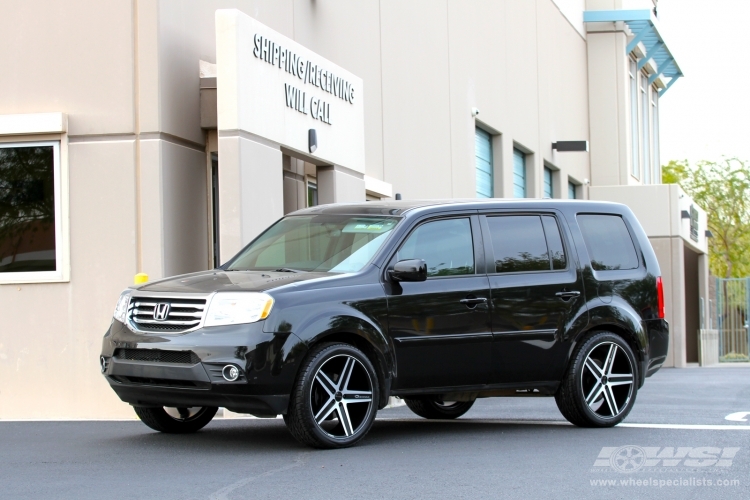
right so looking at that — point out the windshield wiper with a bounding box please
[274,268,305,273]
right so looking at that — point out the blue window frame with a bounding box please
[513,148,526,198]
[568,181,576,199]
[630,59,640,179]
[475,128,493,198]
[543,167,553,198]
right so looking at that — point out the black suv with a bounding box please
[101,200,669,448]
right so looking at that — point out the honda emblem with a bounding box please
[153,303,170,321]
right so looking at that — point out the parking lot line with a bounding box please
[375,418,750,430]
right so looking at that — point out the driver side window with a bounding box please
[397,218,475,277]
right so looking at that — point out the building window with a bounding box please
[629,59,639,179]
[307,180,318,207]
[651,89,660,184]
[543,167,553,198]
[0,141,63,280]
[474,127,493,198]
[568,181,577,200]
[513,148,526,198]
[640,74,651,185]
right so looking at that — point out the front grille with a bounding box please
[128,296,207,333]
[114,348,200,364]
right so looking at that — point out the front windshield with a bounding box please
[227,215,400,273]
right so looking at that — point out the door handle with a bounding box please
[460,297,488,307]
[555,290,581,300]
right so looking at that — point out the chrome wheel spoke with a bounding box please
[608,373,634,386]
[314,398,338,424]
[315,371,337,396]
[603,385,619,416]
[336,403,353,437]
[584,357,604,378]
[339,358,355,392]
[585,380,604,406]
[603,344,617,375]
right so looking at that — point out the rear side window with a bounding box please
[577,214,639,271]
[486,215,567,273]
[397,218,475,277]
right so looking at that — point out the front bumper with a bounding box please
[101,320,306,416]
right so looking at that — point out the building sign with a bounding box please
[690,204,699,242]
[252,34,356,125]
[216,9,365,174]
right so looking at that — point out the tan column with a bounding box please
[317,164,365,205]
[218,134,283,263]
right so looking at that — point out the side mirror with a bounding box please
[389,259,427,282]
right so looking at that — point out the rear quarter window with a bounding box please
[577,214,639,271]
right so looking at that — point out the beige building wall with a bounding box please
[0,0,670,419]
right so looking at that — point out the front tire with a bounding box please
[133,406,218,433]
[404,398,475,419]
[284,343,379,449]
[556,331,638,427]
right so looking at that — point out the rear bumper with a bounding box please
[644,318,669,378]
[100,320,306,416]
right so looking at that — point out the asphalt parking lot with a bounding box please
[2,367,749,499]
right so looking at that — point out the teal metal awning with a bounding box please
[583,9,683,96]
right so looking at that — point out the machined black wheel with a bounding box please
[133,406,218,433]
[284,343,379,449]
[404,398,475,419]
[556,332,637,427]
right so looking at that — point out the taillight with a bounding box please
[656,276,665,319]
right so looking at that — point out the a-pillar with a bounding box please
[218,133,284,263]
[317,164,365,204]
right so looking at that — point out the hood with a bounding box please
[136,269,337,294]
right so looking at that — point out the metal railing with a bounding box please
[716,278,750,362]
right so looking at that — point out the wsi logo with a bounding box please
[594,446,740,473]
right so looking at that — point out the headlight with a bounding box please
[113,290,132,323]
[204,292,274,327]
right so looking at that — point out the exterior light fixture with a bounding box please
[552,141,588,152]
[395,193,402,200]
[681,210,690,219]
[705,230,714,238]
[308,129,317,153]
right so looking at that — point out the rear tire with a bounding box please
[133,406,217,433]
[555,331,638,427]
[404,398,475,420]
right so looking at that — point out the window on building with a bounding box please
[513,148,526,198]
[543,167,553,198]
[0,142,62,280]
[397,218,475,277]
[307,180,318,207]
[651,89,660,184]
[640,74,651,185]
[485,215,566,273]
[629,59,640,180]
[475,127,493,198]
[568,181,577,200]
[577,214,639,271]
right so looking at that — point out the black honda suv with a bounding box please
[101,199,669,448]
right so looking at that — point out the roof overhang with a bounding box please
[583,9,683,96]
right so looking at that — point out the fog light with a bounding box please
[100,356,108,374]
[222,365,240,382]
